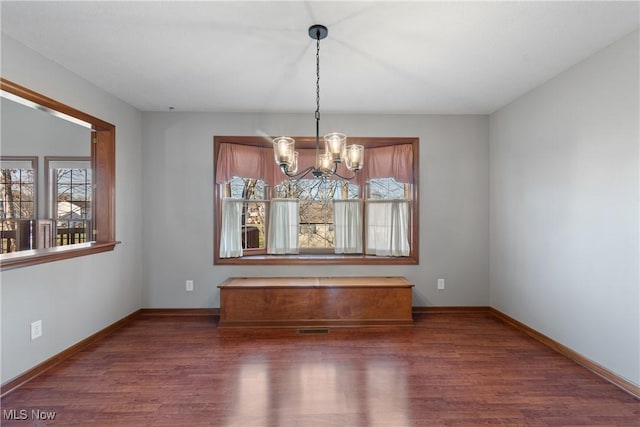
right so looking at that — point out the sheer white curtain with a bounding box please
[365,200,410,256]
[334,200,363,254]
[219,199,244,258]
[267,199,299,254]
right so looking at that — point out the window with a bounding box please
[0,157,37,253]
[46,157,92,246]
[275,179,359,251]
[214,136,419,265]
[365,177,411,257]
[221,176,267,255]
[368,177,408,199]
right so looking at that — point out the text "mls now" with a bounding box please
[3,409,57,421]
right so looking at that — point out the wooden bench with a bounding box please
[217,276,414,328]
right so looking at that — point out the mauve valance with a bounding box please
[215,143,275,184]
[216,142,414,185]
[364,144,414,184]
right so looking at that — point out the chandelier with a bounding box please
[273,25,364,180]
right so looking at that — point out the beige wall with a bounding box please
[490,31,639,386]
[140,112,490,309]
[0,34,144,383]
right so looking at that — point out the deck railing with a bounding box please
[0,219,91,254]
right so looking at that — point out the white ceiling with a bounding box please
[1,1,638,114]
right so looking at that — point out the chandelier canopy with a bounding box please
[273,24,364,180]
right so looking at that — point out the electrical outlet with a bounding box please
[186,280,194,292]
[31,320,42,340]
[437,279,445,290]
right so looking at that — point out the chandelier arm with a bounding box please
[323,159,353,181]
[280,164,317,180]
[331,169,357,181]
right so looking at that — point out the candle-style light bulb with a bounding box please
[345,144,364,172]
[273,136,295,166]
[324,133,346,162]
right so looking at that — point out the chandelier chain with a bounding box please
[315,34,320,121]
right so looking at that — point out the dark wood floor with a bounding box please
[2,312,638,426]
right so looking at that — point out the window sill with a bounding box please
[0,241,120,271]
[215,253,418,265]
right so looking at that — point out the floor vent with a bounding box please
[297,328,330,335]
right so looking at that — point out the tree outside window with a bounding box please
[46,157,92,246]
[0,157,37,253]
